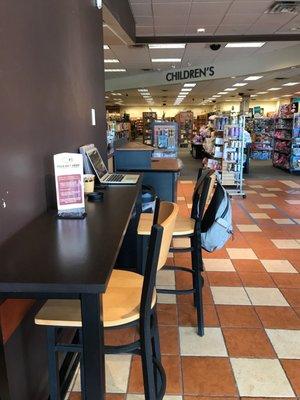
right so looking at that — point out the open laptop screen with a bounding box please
[86,148,107,180]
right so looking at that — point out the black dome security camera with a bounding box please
[210,44,221,51]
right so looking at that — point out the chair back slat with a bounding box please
[156,202,179,270]
[140,202,178,318]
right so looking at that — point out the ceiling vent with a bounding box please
[129,44,147,49]
[275,76,288,80]
[141,68,155,72]
[266,0,300,13]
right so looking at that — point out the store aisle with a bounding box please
[179,147,300,180]
[69,178,300,400]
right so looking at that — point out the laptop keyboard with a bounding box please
[104,174,125,182]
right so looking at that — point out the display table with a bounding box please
[0,179,142,400]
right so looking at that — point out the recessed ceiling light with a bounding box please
[105,69,126,72]
[103,45,110,50]
[282,94,293,97]
[271,97,279,100]
[112,93,122,96]
[224,88,237,91]
[104,59,119,63]
[212,95,221,98]
[151,58,182,62]
[244,76,263,81]
[181,88,192,92]
[197,28,206,33]
[233,83,248,87]
[250,95,257,97]
[105,96,109,99]
[268,87,281,91]
[148,44,186,49]
[283,82,300,86]
[184,83,196,87]
[218,92,227,95]
[225,42,265,48]
[256,91,268,94]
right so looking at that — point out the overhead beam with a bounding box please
[136,34,300,44]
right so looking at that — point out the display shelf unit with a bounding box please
[175,111,194,147]
[272,116,295,172]
[194,114,208,131]
[250,118,275,160]
[107,120,131,153]
[143,112,157,145]
[210,116,246,197]
[151,121,178,158]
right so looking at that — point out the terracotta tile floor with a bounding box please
[68,179,300,399]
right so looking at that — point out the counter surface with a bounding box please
[0,179,142,294]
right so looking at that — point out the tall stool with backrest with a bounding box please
[138,169,215,336]
[35,201,178,400]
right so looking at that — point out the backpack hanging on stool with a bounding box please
[200,174,233,252]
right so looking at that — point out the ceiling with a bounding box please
[130,0,300,37]
[105,66,300,107]
[103,0,300,100]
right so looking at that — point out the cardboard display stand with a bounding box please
[54,153,86,218]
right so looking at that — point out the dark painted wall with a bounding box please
[103,0,136,40]
[0,1,107,398]
[0,0,107,245]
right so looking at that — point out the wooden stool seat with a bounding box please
[138,213,195,237]
[35,270,156,328]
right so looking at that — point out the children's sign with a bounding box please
[54,153,86,219]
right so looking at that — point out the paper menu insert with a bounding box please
[54,153,85,212]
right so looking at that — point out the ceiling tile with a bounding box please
[130,2,152,16]
[153,2,191,16]
[134,16,153,25]
[228,0,273,14]
[190,1,231,15]
[136,25,154,35]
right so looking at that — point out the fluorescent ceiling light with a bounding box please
[233,83,248,87]
[197,28,206,33]
[181,88,192,92]
[256,91,268,94]
[225,42,265,48]
[104,59,119,63]
[283,82,300,86]
[184,83,196,87]
[103,45,109,50]
[282,94,292,97]
[212,95,221,98]
[268,88,281,91]
[250,95,257,97]
[138,89,149,92]
[149,44,186,49]
[271,97,279,100]
[244,76,263,81]
[218,92,227,95]
[105,69,126,72]
[151,58,182,62]
[224,88,237,91]
[112,93,122,96]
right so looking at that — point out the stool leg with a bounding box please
[47,327,61,400]
[140,318,156,400]
[151,309,163,397]
[191,236,205,337]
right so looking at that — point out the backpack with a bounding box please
[200,174,233,252]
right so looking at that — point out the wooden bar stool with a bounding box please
[138,169,216,336]
[35,201,178,400]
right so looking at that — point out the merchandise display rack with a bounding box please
[175,111,194,147]
[222,118,246,197]
[272,115,300,172]
[251,118,275,160]
[143,112,157,145]
[151,121,178,158]
[209,116,246,197]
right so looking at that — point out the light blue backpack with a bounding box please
[201,175,233,252]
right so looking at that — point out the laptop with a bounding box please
[86,147,139,185]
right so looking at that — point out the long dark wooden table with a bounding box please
[0,178,142,400]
